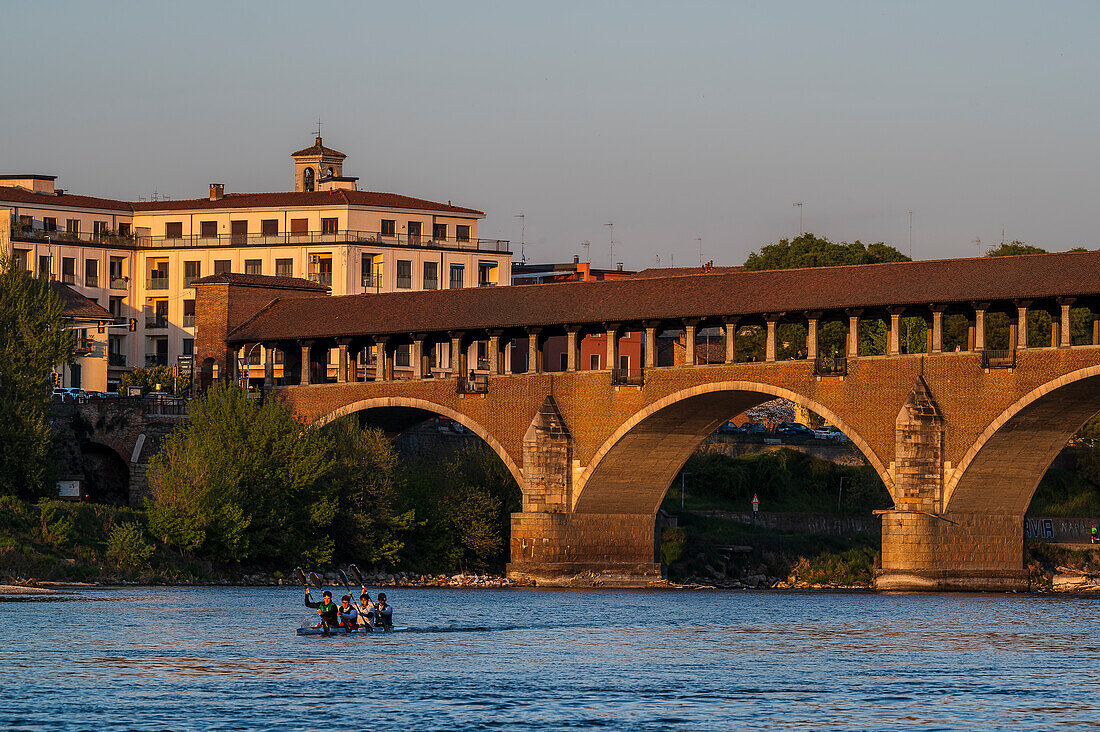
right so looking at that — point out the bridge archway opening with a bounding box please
[574,382,891,519]
[80,441,129,505]
[945,366,1100,517]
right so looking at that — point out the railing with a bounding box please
[813,355,847,376]
[611,368,645,386]
[110,276,128,290]
[145,317,168,330]
[73,338,93,356]
[361,273,383,289]
[308,272,332,287]
[145,354,168,367]
[61,272,76,285]
[109,353,127,367]
[423,277,439,290]
[457,374,489,394]
[478,280,498,287]
[182,314,196,327]
[981,349,1016,369]
[85,275,98,287]
[147,277,169,290]
[183,276,200,288]
[13,226,510,253]
[396,274,412,289]
[144,396,189,417]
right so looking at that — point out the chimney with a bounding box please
[209,183,224,201]
[573,254,579,264]
[617,263,623,271]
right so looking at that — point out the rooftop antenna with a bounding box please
[582,240,590,263]
[316,117,322,139]
[514,213,525,262]
[973,236,982,256]
[605,222,614,269]
[794,201,803,236]
[697,237,703,267]
[656,254,661,266]
[908,210,913,259]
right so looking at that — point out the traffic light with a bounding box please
[51,372,60,387]
[129,318,137,332]
[97,321,105,334]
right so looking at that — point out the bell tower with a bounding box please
[291,132,347,192]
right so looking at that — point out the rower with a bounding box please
[374,593,393,630]
[337,594,359,631]
[357,591,376,627]
[304,589,339,635]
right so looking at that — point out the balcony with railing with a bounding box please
[85,275,99,288]
[109,353,127,368]
[146,277,170,291]
[361,273,383,289]
[12,224,510,254]
[110,276,128,290]
[308,272,332,287]
[145,353,168,367]
[61,272,76,285]
[981,349,1016,369]
[611,368,645,386]
[73,338,93,357]
[145,317,168,330]
[813,355,848,376]
[457,374,489,394]
[183,314,196,328]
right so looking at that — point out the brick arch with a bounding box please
[943,365,1100,515]
[311,396,523,487]
[573,381,892,515]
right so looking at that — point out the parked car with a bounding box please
[741,422,770,435]
[51,388,87,403]
[776,422,815,437]
[717,421,741,434]
[813,425,848,441]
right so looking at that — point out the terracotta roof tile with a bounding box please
[291,138,347,158]
[130,189,483,215]
[191,272,328,291]
[0,186,131,212]
[226,250,1100,343]
[633,265,745,279]
[52,282,113,321]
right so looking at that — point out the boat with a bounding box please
[296,624,408,636]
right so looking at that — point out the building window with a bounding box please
[183,299,196,327]
[590,354,601,370]
[620,354,630,371]
[66,219,80,235]
[396,260,412,289]
[321,218,338,235]
[43,217,57,232]
[184,260,201,287]
[433,223,447,241]
[308,254,332,287]
[230,220,248,245]
[94,221,109,236]
[303,167,315,192]
[275,258,293,277]
[456,225,470,242]
[165,222,183,239]
[407,221,422,245]
[380,219,395,237]
[182,338,194,356]
[84,259,99,288]
[214,260,232,274]
[118,222,131,237]
[39,254,52,278]
[13,249,29,271]
[261,219,279,237]
[200,221,217,238]
[449,264,464,289]
[423,261,438,290]
[478,261,498,287]
[109,297,122,318]
[290,218,308,235]
[244,259,262,275]
[61,257,76,284]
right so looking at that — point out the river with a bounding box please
[1,587,1098,730]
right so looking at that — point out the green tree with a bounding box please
[120,365,185,395]
[322,417,412,566]
[743,233,910,272]
[147,382,335,563]
[984,241,1046,257]
[0,256,73,498]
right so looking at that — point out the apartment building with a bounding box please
[0,138,510,389]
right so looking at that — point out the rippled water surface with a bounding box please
[2,587,1098,730]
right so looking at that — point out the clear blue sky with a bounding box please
[3,1,1097,267]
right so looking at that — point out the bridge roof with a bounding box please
[226,250,1100,342]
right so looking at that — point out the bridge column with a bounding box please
[527,328,542,373]
[764,314,780,362]
[336,343,349,383]
[1093,311,1100,346]
[263,344,275,388]
[1015,300,1030,349]
[973,303,988,351]
[299,342,311,386]
[1059,298,1074,347]
[804,313,819,360]
[605,323,619,372]
[487,331,502,375]
[449,334,464,377]
[930,306,944,353]
[644,323,657,368]
[683,320,697,365]
[887,309,902,356]
[846,309,862,357]
[566,328,578,371]
[1050,312,1060,348]
[411,337,425,379]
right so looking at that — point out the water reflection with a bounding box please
[0,587,1097,729]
